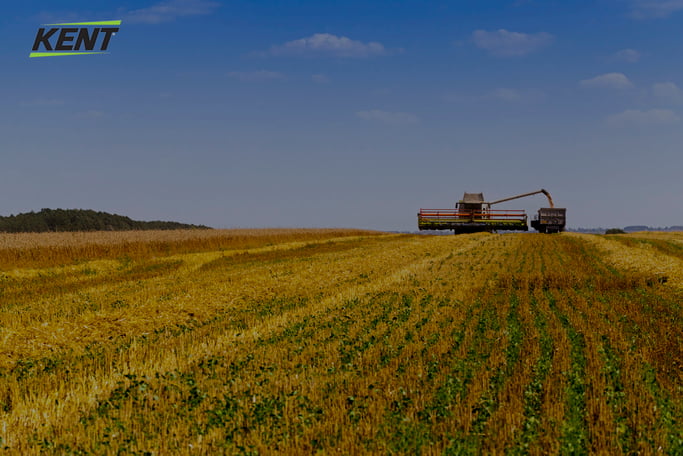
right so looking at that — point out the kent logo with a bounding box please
[30,20,121,58]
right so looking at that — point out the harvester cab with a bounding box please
[457,193,488,216]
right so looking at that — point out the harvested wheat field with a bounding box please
[0,229,680,454]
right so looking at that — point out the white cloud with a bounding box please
[269,34,387,58]
[580,73,634,89]
[652,82,683,103]
[311,74,330,84]
[471,29,554,57]
[607,108,680,126]
[227,70,284,82]
[612,48,641,63]
[630,0,683,18]
[35,11,89,24]
[487,88,523,102]
[356,110,419,125]
[125,0,220,24]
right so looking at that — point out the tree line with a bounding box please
[0,209,211,233]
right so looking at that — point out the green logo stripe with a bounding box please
[29,52,109,58]
[44,20,122,26]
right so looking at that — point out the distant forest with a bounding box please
[0,209,211,233]
[571,226,683,234]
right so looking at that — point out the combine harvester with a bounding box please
[418,189,566,234]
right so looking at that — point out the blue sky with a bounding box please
[2,0,683,230]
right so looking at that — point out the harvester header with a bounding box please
[418,189,566,234]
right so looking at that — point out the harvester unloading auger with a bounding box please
[417,189,566,234]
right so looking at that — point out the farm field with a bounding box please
[0,229,681,454]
